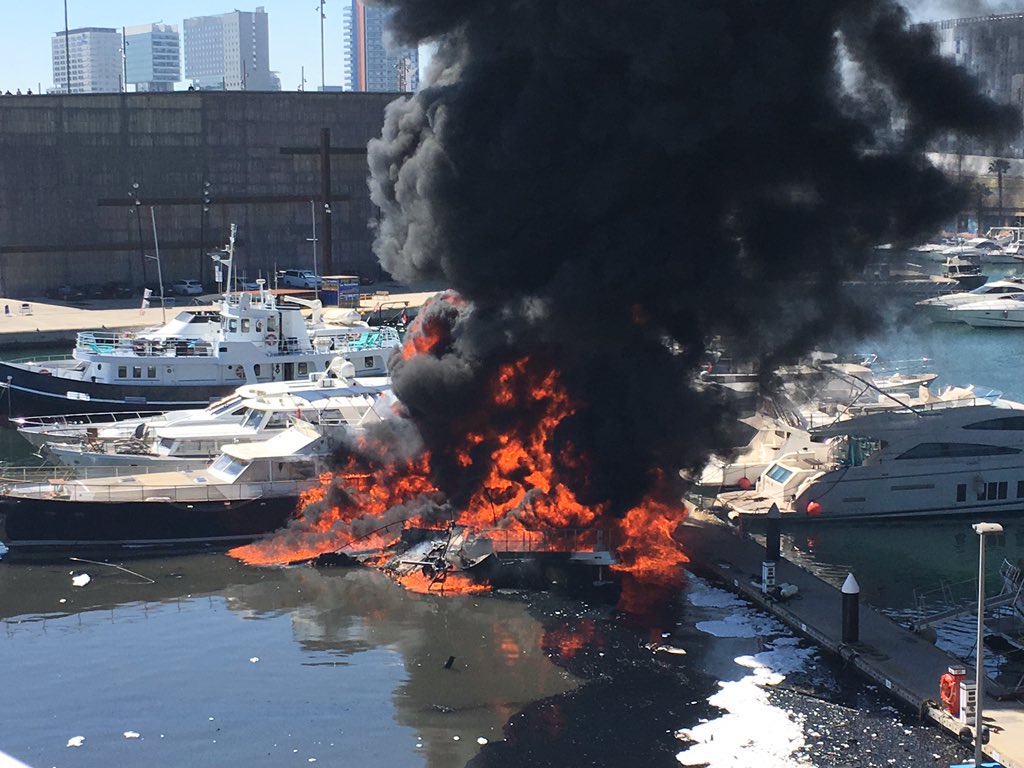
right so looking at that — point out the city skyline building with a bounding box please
[51,27,122,93]
[124,23,180,92]
[183,7,280,91]
[342,0,417,92]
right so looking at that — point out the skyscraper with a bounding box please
[51,27,122,93]
[183,7,280,91]
[343,1,418,92]
[124,23,181,93]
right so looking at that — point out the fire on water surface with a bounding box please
[230,304,689,597]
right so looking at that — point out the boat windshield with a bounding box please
[239,408,264,429]
[211,453,248,479]
[208,395,245,416]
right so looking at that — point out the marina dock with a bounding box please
[678,509,1024,768]
[0,286,438,350]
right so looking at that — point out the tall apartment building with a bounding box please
[925,13,1024,108]
[124,23,181,93]
[51,27,122,93]
[183,7,280,91]
[343,1,417,92]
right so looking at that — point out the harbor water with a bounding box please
[2,295,1022,767]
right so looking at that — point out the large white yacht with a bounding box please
[0,228,400,418]
[717,399,1024,521]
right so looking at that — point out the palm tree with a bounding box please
[989,158,1011,227]
[973,182,992,234]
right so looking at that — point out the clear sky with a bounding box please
[0,1,349,94]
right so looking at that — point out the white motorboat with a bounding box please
[43,368,395,470]
[717,397,1024,521]
[947,293,1024,328]
[915,278,1024,323]
[0,227,401,418]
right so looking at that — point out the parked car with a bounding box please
[171,279,204,296]
[278,269,324,289]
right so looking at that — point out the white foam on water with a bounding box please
[678,575,814,767]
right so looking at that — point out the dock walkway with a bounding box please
[679,509,1024,767]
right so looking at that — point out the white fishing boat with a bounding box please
[717,396,1024,522]
[0,227,401,418]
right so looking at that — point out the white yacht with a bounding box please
[947,293,1024,328]
[717,399,1024,521]
[915,278,1024,323]
[0,227,401,418]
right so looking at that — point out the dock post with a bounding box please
[761,503,781,594]
[841,573,859,644]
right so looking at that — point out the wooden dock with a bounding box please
[678,509,1024,768]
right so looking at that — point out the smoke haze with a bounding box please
[366,0,1019,515]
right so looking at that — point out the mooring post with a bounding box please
[841,573,860,644]
[761,503,781,594]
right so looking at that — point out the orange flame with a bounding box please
[232,335,689,603]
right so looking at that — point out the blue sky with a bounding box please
[0,1,349,93]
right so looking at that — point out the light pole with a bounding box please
[199,180,211,283]
[307,199,319,300]
[972,521,1003,766]
[148,207,166,324]
[130,182,146,283]
[319,0,326,92]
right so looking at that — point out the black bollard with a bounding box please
[841,573,860,644]
[765,503,781,562]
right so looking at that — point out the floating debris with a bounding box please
[66,736,85,748]
[71,573,90,588]
[123,731,140,739]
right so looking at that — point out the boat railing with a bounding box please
[4,353,75,365]
[481,526,616,555]
[75,331,216,358]
[14,410,166,429]
[0,469,315,504]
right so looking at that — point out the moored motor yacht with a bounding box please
[915,278,1024,323]
[947,293,1024,328]
[0,227,401,419]
[0,420,334,551]
[716,399,1024,522]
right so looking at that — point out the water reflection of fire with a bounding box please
[231,307,688,602]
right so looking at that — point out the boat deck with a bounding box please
[678,508,1024,767]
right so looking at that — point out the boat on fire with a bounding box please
[713,398,1024,522]
[0,228,400,419]
[0,420,332,551]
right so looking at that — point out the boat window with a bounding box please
[364,356,374,370]
[229,319,237,332]
[132,366,142,379]
[240,409,262,429]
[118,366,127,378]
[268,412,291,428]
[956,484,967,502]
[896,442,1022,459]
[211,453,247,478]
[209,396,243,415]
[298,363,308,376]
[964,416,1024,431]
[765,464,793,483]
[159,438,174,450]
[254,364,261,376]
[147,366,157,379]
[1018,480,1024,498]
[978,481,1009,501]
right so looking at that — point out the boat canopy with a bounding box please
[220,420,322,461]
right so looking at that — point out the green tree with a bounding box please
[988,158,1011,227]
[973,182,992,234]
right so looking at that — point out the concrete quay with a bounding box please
[0,286,440,352]
[678,509,1024,768]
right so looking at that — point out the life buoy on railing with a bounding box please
[39,368,51,375]
[939,672,960,715]
[265,333,277,346]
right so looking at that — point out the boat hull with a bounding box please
[0,360,240,419]
[0,493,300,551]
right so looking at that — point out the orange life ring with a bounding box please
[940,672,960,715]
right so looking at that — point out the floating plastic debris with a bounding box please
[477,737,488,745]
[123,731,140,739]
[66,736,85,747]
[72,573,90,587]
[250,657,259,663]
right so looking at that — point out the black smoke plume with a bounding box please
[367,0,1019,515]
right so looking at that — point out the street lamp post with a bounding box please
[972,521,1003,766]
[130,182,146,283]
